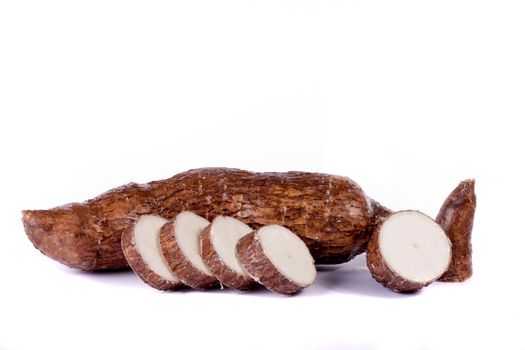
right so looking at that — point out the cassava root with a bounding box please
[22,168,390,270]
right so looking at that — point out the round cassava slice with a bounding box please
[200,216,256,291]
[235,225,316,295]
[160,211,218,289]
[121,215,182,291]
[366,210,452,293]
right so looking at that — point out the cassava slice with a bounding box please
[235,225,316,295]
[121,215,182,291]
[366,211,451,293]
[160,211,218,289]
[22,167,390,270]
[201,216,256,290]
[436,179,476,282]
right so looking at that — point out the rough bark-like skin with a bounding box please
[436,179,476,282]
[200,224,256,291]
[159,221,218,289]
[22,167,387,270]
[356,197,392,256]
[366,220,427,293]
[235,231,314,295]
[121,224,181,291]
[22,183,156,270]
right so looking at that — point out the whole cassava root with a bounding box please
[22,167,391,270]
[436,179,476,282]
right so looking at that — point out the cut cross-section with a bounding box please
[159,211,218,289]
[366,210,452,293]
[121,215,182,290]
[201,216,256,290]
[235,225,316,295]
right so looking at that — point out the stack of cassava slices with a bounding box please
[121,212,317,294]
[22,168,476,295]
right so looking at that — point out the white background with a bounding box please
[1,0,524,349]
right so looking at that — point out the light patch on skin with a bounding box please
[345,204,364,218]
[325,178,333,218]
[326,178,332,199]
[280,206,287,224]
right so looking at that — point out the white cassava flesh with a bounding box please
[200,216,256,290]
[121,215,181,290]
[236,225,317,295]
[366,210,452,292]
[159,211,218,289]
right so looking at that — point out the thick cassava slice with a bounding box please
[159,211,218,289]
[436,179,476,282]
[366,211,451,293]
[22,168,390,270]
[235,225,316,295]
[121,215,181,291]
[201,216,256,290]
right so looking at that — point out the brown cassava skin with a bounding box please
[200,224,256,291]
[121,223,182,291]
[436,179,476,282]
[22,167,390,271]
[236,231,314,295]
[159,220,219,289]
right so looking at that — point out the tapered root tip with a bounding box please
[21,206,100,270]
[436,178,476,282]
[445,179,476,207]
[462,179,475,189]
[21,210,34,224]
[21,210,46,245]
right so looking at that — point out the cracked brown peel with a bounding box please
[159,211,218,289]
[436,179,476,282]
[200,216,256,291]
[366,211,451,293]
[22,167,390,270]
[121,215,182,291]
[235,225,316,295]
